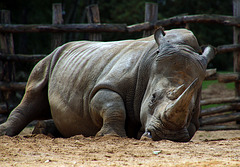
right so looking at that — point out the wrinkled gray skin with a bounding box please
[0,28,215,142]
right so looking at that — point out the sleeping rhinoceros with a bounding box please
[0,28,215,142]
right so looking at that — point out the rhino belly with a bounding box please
[48,88,100,137]
[47,50,103,137]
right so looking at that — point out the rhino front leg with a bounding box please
[90,89,126,137]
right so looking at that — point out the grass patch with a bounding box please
[201,71,235,109]
[202,104,224,110]
[202,80,234,90]
[202,80,218,90]
[202,71,235,90]
[225,82,235,90]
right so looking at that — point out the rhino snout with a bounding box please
[140,131,152,140]
[144,124,191,142]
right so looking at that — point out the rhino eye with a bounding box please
[149,92,164,109]
[152,93,156,98]
[151,91,164,103]
[151,93,157,102]
[149,94,157,109]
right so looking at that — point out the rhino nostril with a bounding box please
[140,131,152,140]
[145,131,152,138]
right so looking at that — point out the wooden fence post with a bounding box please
[0,10,15,112]
[51,3,64,50]
[143,2,158,37]
[233,0,240,124]
[86,4,102,41]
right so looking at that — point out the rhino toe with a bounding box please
[0,123,9,136]
[96,124,126,137]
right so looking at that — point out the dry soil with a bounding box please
[0,83,239,167]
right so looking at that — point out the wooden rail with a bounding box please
[200,104,240,117]
[0,15,240,33]
[0,81,26,91]
[201,97,240,106]
[217,44,240,54]
[205,72,240,83]
[0,23,130,33]
[0,53,46,62]
[156,14,240,28]
[200,112,240,126]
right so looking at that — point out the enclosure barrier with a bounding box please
[1,2,240,131]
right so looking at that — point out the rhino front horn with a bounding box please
[162,78,199,129]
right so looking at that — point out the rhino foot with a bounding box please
[90,89,127,138]
[0,122,18,136]
[96,124,126,137]
[0,123,8,136]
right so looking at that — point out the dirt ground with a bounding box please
[0,83,240,167]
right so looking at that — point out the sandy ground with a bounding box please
[0,130,239,167]
[0,83,239,167]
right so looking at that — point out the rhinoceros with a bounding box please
[0,28,215,142]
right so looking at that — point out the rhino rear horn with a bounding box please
[154,27,166,46]
[167,84,185,100]
[162,78,199,128]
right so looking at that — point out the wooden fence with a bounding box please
[1,2,240,130]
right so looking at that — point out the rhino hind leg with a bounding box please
[90,89,127,137]
[0,56,52,136]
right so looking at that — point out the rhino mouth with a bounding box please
[144,116,191,142]
[147,127,190,142]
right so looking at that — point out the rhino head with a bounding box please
[140,28,215,142]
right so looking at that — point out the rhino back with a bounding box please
[48,38,156,137]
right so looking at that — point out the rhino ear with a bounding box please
[154,27,166,46]
[200,46,216,69]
